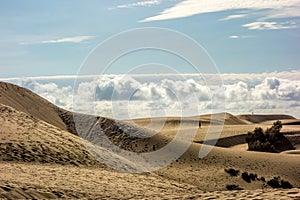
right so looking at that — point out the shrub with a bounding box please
[267,176,282,188]
[267,176,293,189]
[241,172,251,183]
[226,184,243,190]
[246,121,293,153]
[249,173,258,181]
[281,180,293,189]
[225,168,240,176]
[260,177,266,182]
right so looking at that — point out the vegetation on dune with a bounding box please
[224,168,293,189]
[245,121,294,153]
[241,172,258,183]
[226,184,243,190]
[267,176,293,189]
[224,168,240,176]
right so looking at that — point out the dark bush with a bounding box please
[226,184,243,190]
[266,176,292,189]
[260,177,266,182]
[241,172,251,183]
[281,180,293,189]
[225,168,240,176]
[249,173,258,181]
[267,176,282,188]
[246,121,293,153]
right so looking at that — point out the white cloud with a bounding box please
[140,0,300,22]
[242,21,297,30]
[225,81,249,101]
[15,79,73,108]
[222,76,300,117]
[220,14,247,21]
[229,35,255,39]
[21,36,95,45]
[229,35,239,39]
[111,0,161,9]
[41,36,95,44]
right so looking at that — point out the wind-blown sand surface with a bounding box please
[0,81,299,199]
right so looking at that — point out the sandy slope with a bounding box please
[132,113,300,148]
[1,162,299,199]
[237,114,295,124]
[0,103,100,166]
[0,81,300,199]
[0,82,70,132]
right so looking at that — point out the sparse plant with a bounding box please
[267,176,293,189]
[225,168,240,176]
[267,176,282,188]
[241,172,251,183]
[281,180,293,189]
[226,184,243,190]
[249,173,258,181]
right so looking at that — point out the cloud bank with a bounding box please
[7,71,300,119]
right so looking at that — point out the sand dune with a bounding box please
[0,81,299,199]
[0,103,99,166]
[237,114,295,124]
[132,112,250,127]
[0,82,69,132]
[1,162,299,199]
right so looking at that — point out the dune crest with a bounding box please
[237,114,295,124]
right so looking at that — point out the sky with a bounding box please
[0,0,300,77]
[1,1,300,119]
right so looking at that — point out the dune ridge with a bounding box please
[237,114,295,124]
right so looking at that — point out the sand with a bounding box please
[0,81,299,199]
[1,162,299,199]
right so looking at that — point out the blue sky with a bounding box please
[1,0,300,78]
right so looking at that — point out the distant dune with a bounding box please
[0,81,299,199]
[237,114,296,124]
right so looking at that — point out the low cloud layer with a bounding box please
[5,71,300,119]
